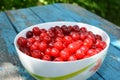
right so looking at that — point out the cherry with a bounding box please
[73,25,80,32]
[87,49,97,56]
[64,36,73,44]
[27,37,35,43]
[95,34,102,40]
[79,32,87,40]
[47,31,55,38]
[17,37,27,47]
[26,31,33,38]
[45,48,51,55]
[42,55,51,61]
[40,28,47,33]
[60,48,70,61]
[98,41,107,49]
[67,42,78,53]
[51,48,59,57]
[19,46,30,56]
[55,37,63,42]
[54,57,63,61]
[70,32,80,41]
[83,38,93,48]
[38,41,47,51]
[80,27,87,32]
[54,41,63,50]
[31,50,42,59]
[30,43,38,51]
[75,49,85,59]
[80,45,89,53]
[32,27,41,35]
[43,35,51,43]
[68,55,77,61]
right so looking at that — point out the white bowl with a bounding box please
[14,21,110,80]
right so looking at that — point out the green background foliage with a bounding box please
[0,0,120,27]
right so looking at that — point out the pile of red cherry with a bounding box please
[17,25,106,61]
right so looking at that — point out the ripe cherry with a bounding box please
[38,41,47,51]
[26,31,33,38]
[68,55,77,61]
[51,48,59,57]
[17,37,27,47]
[54,41,63,50]
[31,50,42,59]
[32,27,41,35]
[60,48,70,61]
[42,55,51,61]
[75,49,85,59]
[54,57,63,61]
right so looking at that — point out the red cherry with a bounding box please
[51,48,59,58]
[54,41,63,50]
[80,45,89,53]
[27,37,35,43]
[80,27,87,32]
[87,33,95,42]
[17,37,27,47]
[38,41,47,51]
[83,38,93,48]
[48,41,54,48]
[40,32,47,39]
[75,49,85,59]
[42,55,51,61]
[98,41,107,49]
[96,48,102,53]
[40,28,47,33]
[31,50,42,59]
[95,34,102,40]
[19,46,30,56]
[34,36,41,41]
[70,32,80,41]
[45,48,51,55]
[64,36,73,44]
[47,31,55,38]
[87,49,97,56]
[43,35,51,43]
[60,48,70,61]
[67,42,78,53]
[30,44,38,51]
[26,31,33,38]
[26,42,32,48]
[55,37,63,42]
[32,27,41,35]
[73,25,80,32]
[68,55,77,61]
[54,57,63,61]
[79,32,87,40]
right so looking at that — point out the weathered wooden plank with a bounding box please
[5,8,42,32]
[30,5,75,22]
[0,12,35,80]
[54,4,120,49]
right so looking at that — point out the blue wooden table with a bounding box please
[0,3,120,80]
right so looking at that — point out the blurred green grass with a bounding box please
[0,0,120,27]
